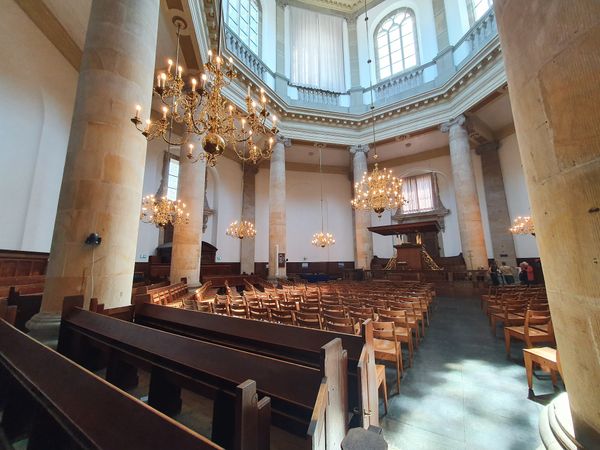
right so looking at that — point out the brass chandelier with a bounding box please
[226,220,257,240]
[131,5,278,167]
[510,216,535,236]
[140,195,189,228]
[350,0,406,218]
[312,147,336,248]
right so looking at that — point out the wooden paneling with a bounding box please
[0,250,48,278]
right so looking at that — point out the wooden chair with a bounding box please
[277,300,298,312]
[325,321,356,335]
[249,306,270,321]
[270,308,295,325]
[376,364,388,415]
[505,310,555,357]
[299,302,320,314]
[212,300,229,315]
[372,321,402,394]
[229,303,249,319]
[294,311,322,329]
[377,309,414,367]
[388,302,420,346]
[523,347,561,393]
[321,305,346,318]
[490,299,528,336]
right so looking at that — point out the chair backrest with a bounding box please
[249,306,270,321]
[321,305,346,317]
[294,311,321,329]
[213,303,229,315]
[229,303,248,318]
[270,308,295,325]
[278,301,298,312]
[323,314,354,327]
[377,309,408,327]
[299,303,320,313]
[372,321,397,342]
[325,321,356,334]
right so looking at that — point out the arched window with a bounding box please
[227,0,261,54]
[468,0,493,24]
[375,8,418,80]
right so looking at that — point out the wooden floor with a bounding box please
[380,295,561,450]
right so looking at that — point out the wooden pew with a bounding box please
[0,298,17,326]
[0,318,221,450]
[59,298,347,449]
[130,302,378,428]
[6,287,43,331]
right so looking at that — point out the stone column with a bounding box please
[476,141,517,267]
[170,144,206,288]
[350,145,373,269]
[39,0,159,314]
[347,18,363,112]
[268,135,290,279]
[441,116,488,269]
[495,1,600,446]
[240,165,258,275]
[432,0,455,80]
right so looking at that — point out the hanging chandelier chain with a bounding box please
[364,0,378,159]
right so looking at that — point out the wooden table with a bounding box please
[523,347,560,391]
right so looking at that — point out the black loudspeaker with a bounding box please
[84,233,102,246]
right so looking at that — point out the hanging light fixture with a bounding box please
[140,195,189,228]
[226,162,257,240]
[131,4,278,167]
[510,216,535,236]
[312,146,336,248]
[350,0,406,218]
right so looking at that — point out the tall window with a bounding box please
[227,0,260,54]
[401,173,435,214]
[468,0,493,23]
[375,8,418,80]
[166,157,179,201]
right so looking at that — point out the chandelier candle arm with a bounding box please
[510,216,535,236]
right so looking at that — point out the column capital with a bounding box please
[440,114,467,133]
[275,0,288,9]
[276,134,292,147]
[347,17,357,26]
[475,140,500,155]
[349,144,370,155]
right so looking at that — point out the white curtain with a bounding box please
[289,6,346,93]
[402,173,434,213]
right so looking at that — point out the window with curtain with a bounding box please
[375,8,418,80]
[401,173,435,214]
[468,0,493,23]
[227,0,260,54]
[289,6,346,93]
[166,157,179,201]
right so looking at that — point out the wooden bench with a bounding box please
[60,298,347,449]
[0,318,220,450]
[523,347,561,394]
[5,286,43,331]
[128,301,379,429]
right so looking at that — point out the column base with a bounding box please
[25,312,62,349]
[538,393,582,450]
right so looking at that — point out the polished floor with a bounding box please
[380,295,561,450]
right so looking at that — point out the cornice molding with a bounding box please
[367,146,450,170]
[15,0,82,71]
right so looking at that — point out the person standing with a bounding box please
[518,262,529,285]
[526,262,535,285]
[499,261,514,284]
[489,260,500,286]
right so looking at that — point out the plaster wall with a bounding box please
[0,2,78,253]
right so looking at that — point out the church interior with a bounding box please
[0,0,599,448]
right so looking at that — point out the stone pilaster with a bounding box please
[432,0,450,50]
[441,115,488,269]
[476,141,517,267]
[496,1,600,446]
[240,165,258,275]
[268,135,290,279]
[350,144,373,269]
[40,0,160,312]
[347,18,364,111]
[170,142,206,287]
[274,0,288,94]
